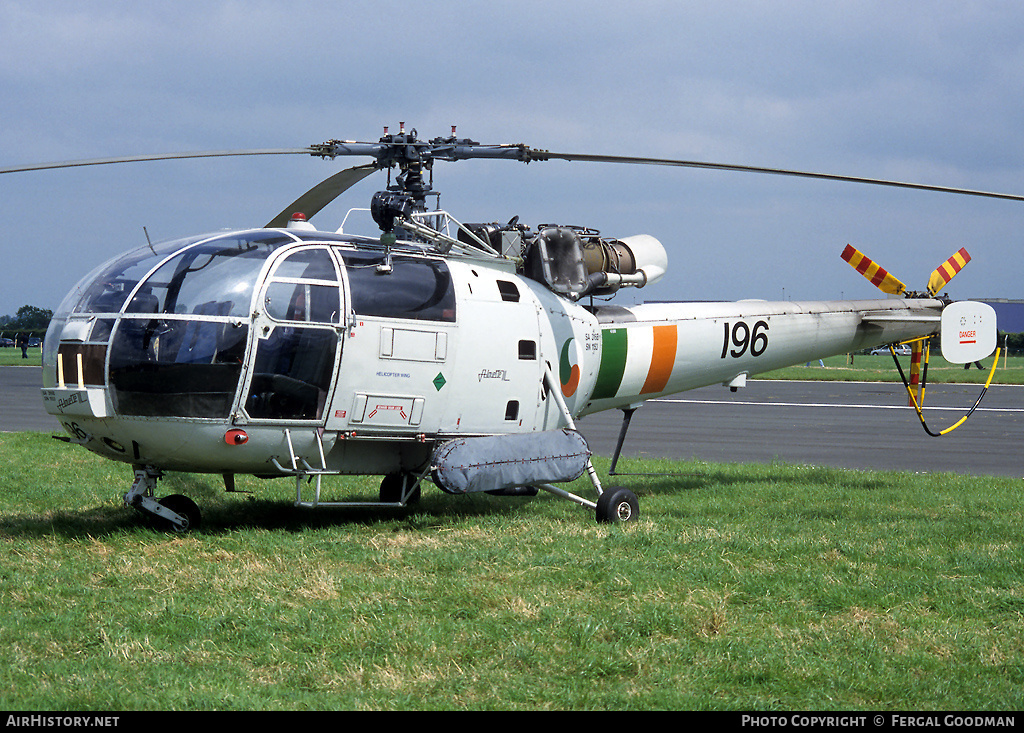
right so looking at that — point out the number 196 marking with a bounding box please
[721,320,769,358]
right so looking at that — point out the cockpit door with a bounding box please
[239,247,344,423]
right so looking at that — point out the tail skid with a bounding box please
[607,405,697,477]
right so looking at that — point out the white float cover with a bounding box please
[432,429,591,494]
[940,301,997,364]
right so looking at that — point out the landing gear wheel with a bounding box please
[596,487,639,523]
[157,494,201,532]
[380,473,421,505]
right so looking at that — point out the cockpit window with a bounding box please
[125,236,288,318]
[90,232,295,418]
[72,239,195,314]
[108,318,250,418]
[70,232,295,317]
[263,248,342,324]
[270,248,338,281]
[341,251,456,322]
[244,326,337,420]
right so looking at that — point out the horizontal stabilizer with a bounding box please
[841,245,907,295]
[431,429,591,495]
[860,313,940,323]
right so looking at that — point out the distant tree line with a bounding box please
[0,305,53,335]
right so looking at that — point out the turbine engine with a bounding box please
[461,222,668,300]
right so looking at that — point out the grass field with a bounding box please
[759,353,1024,385]
[0,347,41,367]
[1,432,1022,711]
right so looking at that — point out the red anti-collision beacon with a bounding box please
[286,212,316,230]
[225,429,248,445]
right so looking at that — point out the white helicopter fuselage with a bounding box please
[8,126,1005,527]
[40,225,944,484]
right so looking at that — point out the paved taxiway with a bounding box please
[578,379,1024,478]
[1,365,56,433]
[2,365,1021,477]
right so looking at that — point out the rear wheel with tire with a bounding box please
[596,487,639,523]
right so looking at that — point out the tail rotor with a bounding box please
[839,244,999,435]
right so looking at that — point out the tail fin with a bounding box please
[840,244,907,295]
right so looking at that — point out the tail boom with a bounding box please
[580,298,942,414]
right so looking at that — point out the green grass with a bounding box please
[756,353,1024,384]
[0,347,42,367]
[1,432,1022,710]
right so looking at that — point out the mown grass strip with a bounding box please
[757,354,1024,384]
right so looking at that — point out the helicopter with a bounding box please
[0,124,1007,530]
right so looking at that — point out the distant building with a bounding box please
[974,299,1024,333]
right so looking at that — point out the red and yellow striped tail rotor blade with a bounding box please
[927,247,971,296]
[840,244,907,296]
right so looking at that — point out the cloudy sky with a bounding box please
[2,0,1023,319]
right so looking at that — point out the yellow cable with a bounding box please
[895,346,1000,437]
[938,417,968,436]
[983,348,1001,389]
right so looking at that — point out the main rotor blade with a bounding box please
[0,148,315,175]
[531,150,1024,203]
[265,164,379,228]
